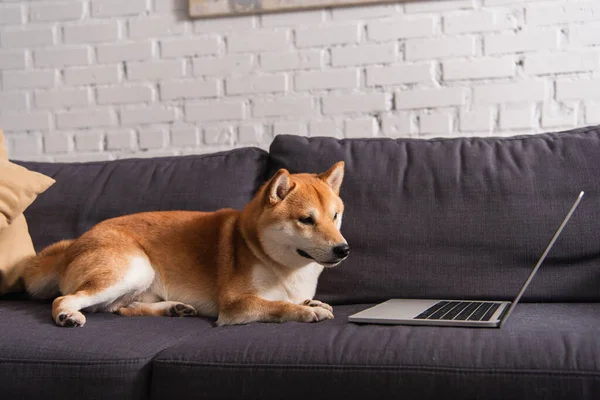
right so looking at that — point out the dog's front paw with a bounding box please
[55,311,86,328]
[298,304,334,322]
[303,299,333,312]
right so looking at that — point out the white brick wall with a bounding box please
[1,0,599,161]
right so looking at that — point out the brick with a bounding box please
[92,0,148,17]
[367,17,436,41]
[0,5,23,25]
[0,112,51,131]
[185,101,245,122]
[127,60,185,81]
[171,124,199,147]
[484,0,542,4]
[139,127,168,149]
[161,37,220,58]
[420,112,452,135]
[586,102,600,124]
[64,22,120,44]
[0,92,28,111]
[524,52,599,75]
[194,15,255,34]
[35,88,91,109]
[0,49,26,69]
[252,96,314,117]
[474,81,546,104]
[485,30,559,55]
[444,10,517,34]
[542,102,578,128]
[260,50,322,72]
[2,70,55,89]
[9,135,43,157]
[443,56,516,81]
[381,113,411,137]
[237,124,265,144]
[226,74,287,95]
[527,2,600,26]
[44,133,72,153]
[261,10,324,27]
[228,30,289,53]
[1,27,55,48]
[29,2,83,22]
[160,79,219,100]
[332,43,397,67]
[557,79,600,100]
[344,117,378,138]
[395,88,467,109]
[332,3,399,20]
[366,63,434,86]
[322,93,388,115]
[460,107,494,132]
[97,42,153,63]
[570,22,600,46]
[295,24,360,48]
[272,121,307,137]
[34,46,90,68]
[406,36,476,60]
[203,125,235,145]
[97,85,153,105]
[57,109,116,129]
[295,69,358,91]
[499,104,536,130]
[65,65,120,85]
[193,54,253,76]
[75,131,104,152]
[405,0,474,13]
[106,129,136,150]
[121,107,177,125]
[309,120,342,138]
[128,16,186,39]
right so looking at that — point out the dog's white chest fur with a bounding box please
[252,262,324,304]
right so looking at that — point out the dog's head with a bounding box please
[255,162,349,269]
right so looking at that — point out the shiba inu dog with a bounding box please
[6,162,349,328]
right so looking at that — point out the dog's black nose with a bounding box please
[333,244,350,259]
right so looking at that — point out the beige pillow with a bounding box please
[0,160,55,230]
[0,129,55,293]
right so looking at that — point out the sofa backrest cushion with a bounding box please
[268,128,600,304]
[16,148,268,251]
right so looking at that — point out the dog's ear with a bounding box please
[267,169,294,204]
[319,161,345,195]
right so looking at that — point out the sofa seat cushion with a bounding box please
[15,148,268,251]
[268,128,600,304]
[151,303,600,400]
[0,299,215,400]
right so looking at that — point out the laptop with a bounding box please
[348,191,585,328]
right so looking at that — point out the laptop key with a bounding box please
[414,301,449,319]
[480,302,501,321]
[440,302,471,320]
[467,303,493,321]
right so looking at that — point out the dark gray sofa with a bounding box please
[3,126,600,399]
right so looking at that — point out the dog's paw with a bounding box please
[298,305,334,323]
[303,299,333,312]
[168,303,198,317]
[55,311,86,328]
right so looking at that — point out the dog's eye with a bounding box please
[299,216,315,225]
[333,212,339,221]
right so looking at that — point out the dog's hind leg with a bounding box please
[52,254,155,327]
[117,301,197,317]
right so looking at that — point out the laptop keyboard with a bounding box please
[414,301,502,322]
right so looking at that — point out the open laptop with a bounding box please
[348,191,585,328]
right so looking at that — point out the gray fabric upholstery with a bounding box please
[268,128,600,304]
[15,148,269,251]
[151,303,600,400]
